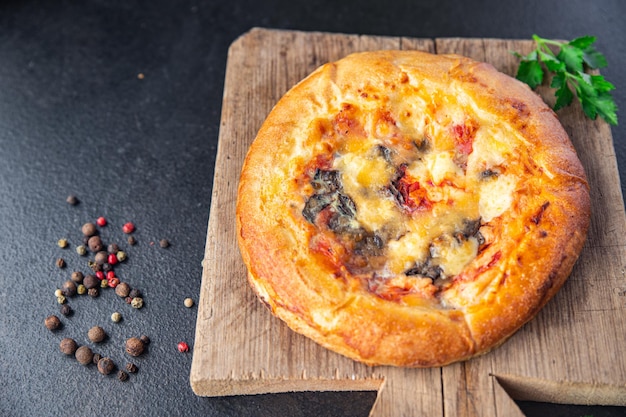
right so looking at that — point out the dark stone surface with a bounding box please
[0,1,624,416]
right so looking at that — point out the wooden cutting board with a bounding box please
[190,28,626,416]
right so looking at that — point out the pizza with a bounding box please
[236,50,591,367]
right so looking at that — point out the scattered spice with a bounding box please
[82,222,97,237]
[139,335,150,345]
[66,195,79,205]
[92,353,102,365]
[75,346,93,365]
[54,289,63,298]
[108,243,120,254]
[57,238,69,249]
[115,282,130,298]
[57,295,67,304]
[61,280,77,297]
[60,304,72,316]
[45,315,61,331]
[159,239,170,248]
[94,251,108,265]
[100,279,109,288]
[129,288,141,299]
[96,216,107,227]
[88,288,99,298]
[83,275,99,289]
[111,312,122,323]
[126,363,138,373]
[95,271,105,280]
[97,357,115,375]
[71,271,84,283]
[122,222,135,234]
[177,342,189,353]
[77,284,86,295]
[131,297,143,309]
[184,298,194,308]
[137,73,145,80]
[59,338,78,355]
[125,337,145,357]
[116,250,127,262]
[127,236,136,245]
[117,370,129,382]
[76,245,87,256]
[107,253,118,265]
[88,326,106,343]
[108,277,120,288]
[56,258,66,269]
[125,296,132,304]
[88,236,103,252]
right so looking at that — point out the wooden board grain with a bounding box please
[190,28,626,416]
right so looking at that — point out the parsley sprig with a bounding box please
[513,34,618,125]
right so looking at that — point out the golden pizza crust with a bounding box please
[236,50,590,367]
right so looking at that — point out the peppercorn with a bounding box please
[54,289,63,297]
[159,239,170,248]
[77,284,86,295]
[56,258,66,269]
[139,335,151,345]
[88,326,106,343]
[96,216,107,227]
[108,277,120,288]
[184,298,194,308]
[92,353,102,365]
[108,243,120,254]
[177,341,190,353]
[71,271,84,283]
[75,346,93,365]
[60,304,72,316]
[61,280,77,297]
[97,357,115,375]
[57,295,67,304]
[127,236,136,246]
[131,297,143,309]
[95,271,105,280]
[102,262,112,272]
[126,363,138,373]
[100,279,109,288]
[122,222,135,234]
[76,245,87,256]
[117,370,129,382]
[116,250,127,262]
[111,312,122,323]
[107,253,118,265]
[94,251,108,265]
[115,282,130,298]
[59,338,78,355]
[88,288,99,298]
[125,337,145,357]
[45,315,61,331]
[88,236,103,252]
[129,288,141,299]
[82,222,97,237]
[57,238,69,249]
[125,296,132,304]
[106,271,115,280]
[66,195,79,205]
[83,274,99,289]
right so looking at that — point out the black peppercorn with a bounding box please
[88,287,99,297]
[94,251,108,265]
[75,346,93,365]
[92,353,102,365]
[108,243,120,254]
[102,263,112,272]
[97,357,115,375]
[117,370,129,382]
[129,288,141,299]
[82,222,97,237]
[56,258,66,269]
[61,280,77,297]
[126,363,138,373]
[83,275,99,289]
[44,315,61,331]
[66,195,79,205]
[127,236,136,246]
[88,236,103,252]
[60,304,72,316]
[139,335,150,345]
[59,338,78,355]
[125,337,145,357]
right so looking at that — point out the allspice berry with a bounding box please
[75,346,93,365]
[97,357,115,375]
[88,236,103,252]
[115,282,130,298]
[83,275,99,289]
[71,271,84,283]
[125,337,145,357]
[82,222,97,237]
[88,326,106,343]
[94,251,108,265]
[59,338,78,355]
[45,315,61,331]
[61,280,77,297]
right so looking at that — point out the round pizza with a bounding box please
[236,50,591,367]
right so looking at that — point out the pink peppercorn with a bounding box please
[177,342,189,353]
[96,217,107,227]
[108,277,120,288]
[96,271,105,280]
[108,253,118,265]
[106,271,116,280]
[122,222,135,234]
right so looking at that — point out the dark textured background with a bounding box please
[0,1,624,416]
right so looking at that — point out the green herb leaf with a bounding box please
[514,34,618,125]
